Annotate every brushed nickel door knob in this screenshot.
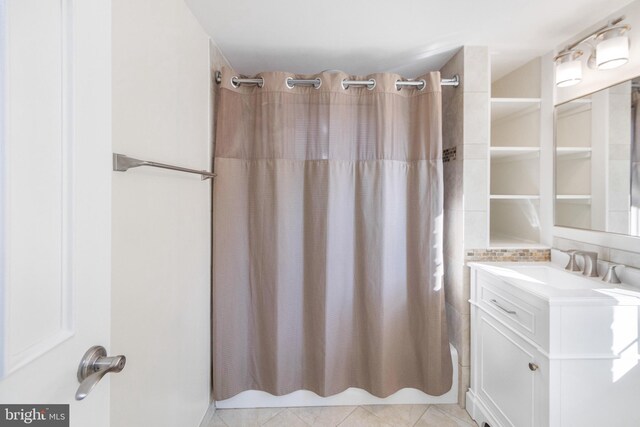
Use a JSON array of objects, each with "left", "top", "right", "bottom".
[{"left": 76, "top": 345, "right": 126, "bottom": 400}]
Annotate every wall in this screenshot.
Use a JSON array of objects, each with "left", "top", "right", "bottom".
[
  {"left": 111, "top": 0, "right": 217, "bottom": 425},
  {"left": 550, "top": 0, "right": 640, "bottom": 267},
  {"left": 441, "top": 46, "right": 491, "bottom": 406},
  {"left": 492, "top": 57, "right": 541, "bottom": 98}
]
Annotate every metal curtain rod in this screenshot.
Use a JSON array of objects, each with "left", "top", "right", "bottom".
[
  {"left": 214, "top": 71, "right": 460, "bottom": 88},
  {"left": 113, "top": 153, "right": 216, "bottom": 180}
]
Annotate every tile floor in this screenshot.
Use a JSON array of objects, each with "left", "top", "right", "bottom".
[{"left": 206, "top": 404, "right": 479, "bottom": 427}]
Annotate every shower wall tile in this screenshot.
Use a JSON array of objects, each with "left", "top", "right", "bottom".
[
  {"left": 441, "top": 46, "right": 489, "bottom": 407},
  {"left": 463, "top": 46, "right": 490, "bottom": 93},
  {"left": 444, "top": 209, "right": 464, "bottom": 261},
  {"left": 446, "top": 302, "right": 462, "bottom": 359},
  {"left": 464, "top": 211, "right": 488, "bottom": 249},
  {"left": 444, "top": 162, "right": 463, "bottom": 211},
  {"left": 462, "top": 92, "right": 490, "bottom": 145},
  {"left": 457, "top": 365, "right": 470, "bottom": 409},
  {"left": 463, "top": 160, "right": 488, "bottom": 211},
  {"left": 463, "top": 144, "right": 488, "bottom": 160},
  {"left": 444, "top": 259, "right": 468, "bottom": 315},
  {"left": 440, "top": 48, "right": 464, "bottom": 93}
]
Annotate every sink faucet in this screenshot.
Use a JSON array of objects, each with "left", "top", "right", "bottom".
[
  {"left": 602, "top": 264, "right": 622, "bottom": 284},
  {"left": 575, "top": 251, "right": 599, "bottom": 277},
  {"left": 563, "top": 249, "right": 581, "bottom": 272}
]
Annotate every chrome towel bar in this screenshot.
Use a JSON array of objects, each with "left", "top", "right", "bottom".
[{"left": 113, "top": 153, "right": 216, "bottom": 180}]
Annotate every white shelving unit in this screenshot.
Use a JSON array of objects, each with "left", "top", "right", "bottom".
[{"left": 489, "top": 97, "right": 542, "bottom": 247}]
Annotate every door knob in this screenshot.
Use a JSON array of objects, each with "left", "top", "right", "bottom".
[
  {"left": 528, "top": 362, "right": 539, "bottom": 371},
  {"left": 75, "top": 346, "right": 126, "bottom": 400}
]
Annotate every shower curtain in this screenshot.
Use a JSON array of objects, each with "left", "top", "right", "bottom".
[{"left": 212, "top": 67, "right": 452, "bottom": 400}]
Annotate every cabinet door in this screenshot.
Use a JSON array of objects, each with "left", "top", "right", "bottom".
[{"left": 478, "top": 313, "right": 545, "bottom": 427}]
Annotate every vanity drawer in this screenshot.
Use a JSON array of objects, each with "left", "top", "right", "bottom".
[{"left": 475, "top": 271, "right": 549, "bottom": 350}]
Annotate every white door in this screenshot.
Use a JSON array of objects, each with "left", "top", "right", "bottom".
[{"left": 0, "top": 0, "right": 113, "bottom": 425}]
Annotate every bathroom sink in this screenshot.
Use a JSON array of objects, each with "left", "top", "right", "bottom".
[
  {"left": 469, "top": 262, "right": 640, "bottom": 302},
  {"left": 493, "top": 264, "right": 593, "bottom": 289}
]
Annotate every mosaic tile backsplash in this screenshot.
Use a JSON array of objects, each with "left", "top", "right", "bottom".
[
  {"left": 442, "top": 146, "right": 457, "bottom": 163},
  {"left": 465, "top": 248, "right": 550, "bottom": 262}
]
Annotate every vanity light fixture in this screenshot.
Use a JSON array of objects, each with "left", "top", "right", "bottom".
[
  {"left": 555, "top": 50, "right": 583, "bottom": 87},
  {"left": 554, "top": 16, "right": 631, "bottom": 87},
  {"left": 595, "top": 25, "right": 631, "bottom": 69}
]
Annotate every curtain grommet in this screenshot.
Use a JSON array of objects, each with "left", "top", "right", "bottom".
[
  {"left": 418, "top": 79, "right": 427, "bottom": 91},
  {"left": 285, "top": 77, "right": 295, "bottom": 89},
  {"left": 230, "top": 76, "right": 240, "bottom": 88},
  {"left": 367, "top": 79, "right": 376, "bottom": 90},
  {"left": 313, "top": 78, "right": 322, "bottom": 89},
  {"left": 341, "top": 79, "right": 349, "bottom": 90},
  {"left": 395, "top": 80, "right": 402, "bottom": 91}
]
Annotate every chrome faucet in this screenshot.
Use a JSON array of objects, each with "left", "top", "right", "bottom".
[
  {"left": 575, "top": 251, "right": 599, "bottom": 277},
  {"left": 563, "top": 249, "right": 581, "bottom": 272}
]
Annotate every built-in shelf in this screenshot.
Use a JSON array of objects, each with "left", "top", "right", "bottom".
[
  {"left": 490, "top": 146, "right": 540, "bottom": 161},
  {"left": 556, "top": 147, "right": 592, "bottom": 160},
  {"left": 489, "top": 94, "right": 544, "bottom": 247},
  {"left": 490, "top": 195, "right": 540, "bottom": 200},
  {"left": 491, "top": 98, "right": 541, "bottom": 122},
  {"left": 556, "top": 195, "right": 592, "bottom": 204}
]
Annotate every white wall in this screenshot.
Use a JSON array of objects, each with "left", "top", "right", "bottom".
[{"left": 111, "top": 0, "right": 213, "bottom": 425}]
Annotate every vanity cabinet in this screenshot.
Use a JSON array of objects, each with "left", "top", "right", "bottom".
[
  {"left": 475, "top": 311, "right": 547, "bottom": 427},
  {"left": 467, "top": 264, "right": 640, "bottom": 427}
]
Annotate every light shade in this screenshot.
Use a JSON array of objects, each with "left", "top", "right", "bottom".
[
  {"left": 596, "top": 33, "right": 630, "bottom": 69},
  {"left": 555, "top": 52, "right": 583, "bottom": 87}
]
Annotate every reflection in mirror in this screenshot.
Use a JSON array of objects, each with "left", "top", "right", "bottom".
[{"left": 555, "top": 78, "right": 640, "bottom": 237}]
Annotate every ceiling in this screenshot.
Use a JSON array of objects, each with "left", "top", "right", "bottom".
[{"left": 185, "top": 0, "right": 634, "bottom": 81}]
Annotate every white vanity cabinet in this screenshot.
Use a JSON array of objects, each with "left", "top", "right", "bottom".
[{"left": 466, "top": 263, "right": 640, "bottom": 427}]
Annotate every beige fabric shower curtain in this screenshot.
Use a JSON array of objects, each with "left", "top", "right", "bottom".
[{"left": 212, "top": 67, "right": 452, "bottom": 400}]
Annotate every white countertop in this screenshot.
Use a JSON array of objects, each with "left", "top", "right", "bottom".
[{"left": 469, "top": 261, "right": 640, "bottom": 305}]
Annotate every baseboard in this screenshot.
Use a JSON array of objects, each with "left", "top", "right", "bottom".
[
  {"left": 198, "top": 403, "right": 217, "bottom": 427},
  {"left": 466, "top": 389, "right": 499, "bottom": 427}
]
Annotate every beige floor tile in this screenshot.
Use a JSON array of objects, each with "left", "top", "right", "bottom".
[
  {"left": 289, "top": 406, "right": 357, "bottom": 426},
  {"left": 337, "top": 407, "right": 392, "bottom": 427},
  {"left": 216, "top": 408, "right": 283, "bottom": 427},
  {"left": 433, "top": 404, "right": 475, "bottom": 424},
  {"left": 362, "top": 404, "right": 429, "bottom": 426},
  {"left": 414, "top": 406, "right": 473, "bottom": 427},
  {"left": 205, "top": 413, "right": 228, "bottom": 427},
  {"left": 262, "top": 409, "right": 309, "bottom": 427}
]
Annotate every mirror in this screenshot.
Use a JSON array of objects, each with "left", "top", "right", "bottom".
[{"left": 555, "top": 78, "right": 640, "bottom": 237}]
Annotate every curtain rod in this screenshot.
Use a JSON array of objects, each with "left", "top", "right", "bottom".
[{"left": 214, "top": 71, "right": 460, "bottom": 89}]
